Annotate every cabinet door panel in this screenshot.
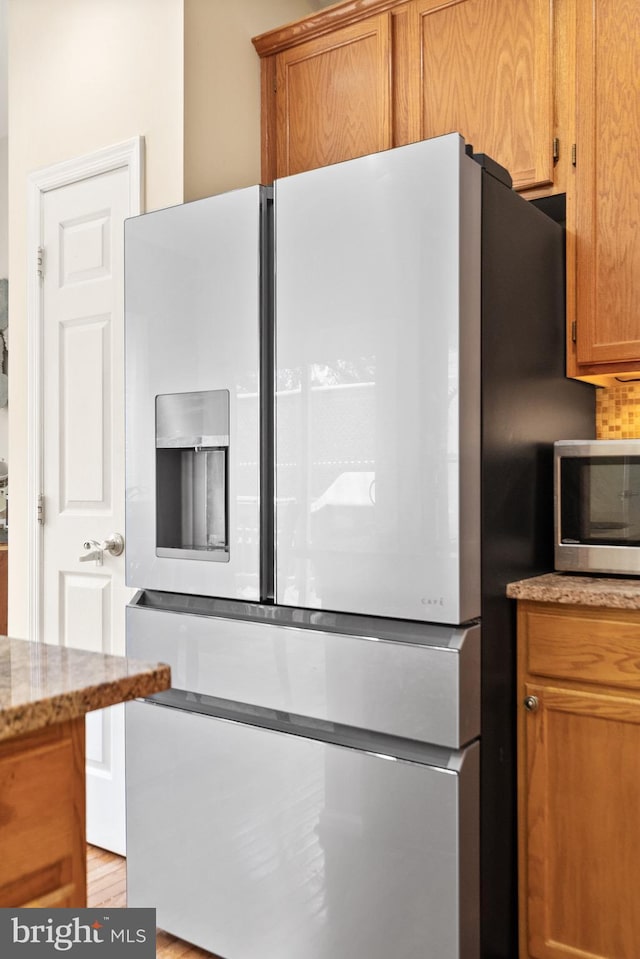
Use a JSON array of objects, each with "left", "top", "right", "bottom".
[
  {"left": 523, "top": 682, "right": 640, "bottom": 959},
  {"left": 575, "top": 0, "right": 640, "bottom": 366},
  {"left": 522, "top": 604, "right": 640, "bottom": 690},
  {"left": 275, "top": 14, "right": 392, "bottom": 178},
  {"left": 412, "top": 0, "right": 553, "bottom": 191},
  {"left": 0, "top": 721, "right": 86, "bottom": 907}
]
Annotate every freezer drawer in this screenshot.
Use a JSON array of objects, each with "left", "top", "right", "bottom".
[
  {"left": 126, "top": 699, "right": 479, "bottom": 959},
  {"left": 127, "top": 593, "right": 480, "bottom": 749}
]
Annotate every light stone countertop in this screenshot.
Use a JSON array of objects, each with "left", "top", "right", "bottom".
[
  {"left": 506, "top": 572, "right": 640, "bottom": 609},
  {"left": 0, "top": 637, "right": 171, "bottom": 742}
]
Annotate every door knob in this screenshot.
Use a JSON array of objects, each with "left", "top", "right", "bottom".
[
  {"left": 80, "top": 532, "right": 124, "bottom": 564},
  {"left": 523, "top": 695, "right": 539, "bottom": 712}
]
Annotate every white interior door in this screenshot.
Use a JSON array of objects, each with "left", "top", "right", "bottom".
[{"left": 40, "top": 162, "right": 136, "bottom": 854}]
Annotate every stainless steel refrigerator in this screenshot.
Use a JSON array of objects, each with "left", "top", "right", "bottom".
[{"left": 124, "top": 133, "right": 594, "bottom": 959}]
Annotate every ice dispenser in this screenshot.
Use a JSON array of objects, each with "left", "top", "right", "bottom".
[{"left": 156, "top": 390, "right": 230, "bottom": 562}]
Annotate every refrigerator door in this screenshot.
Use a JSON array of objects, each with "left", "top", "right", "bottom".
[
  {"left": 274, "top": 133, "right": 482, "bottom": 623},
  {"left": 126, "top": 699, "right": 479, "bottom": 959},
  {"left": 125, "top": 187, "right": 265, "bottom": 599}
]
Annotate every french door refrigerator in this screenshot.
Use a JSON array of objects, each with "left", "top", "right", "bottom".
[{"left": 124, "top": 133, "right": 594, "bottom": 959}]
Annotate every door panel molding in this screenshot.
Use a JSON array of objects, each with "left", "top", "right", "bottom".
[{"left": 26, "top": 138, "right": 144, "bottom": 642}]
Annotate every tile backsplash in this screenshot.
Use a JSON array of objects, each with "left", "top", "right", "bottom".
[{"left": 596, "top": 382, "right": 640, "bottom": 438}]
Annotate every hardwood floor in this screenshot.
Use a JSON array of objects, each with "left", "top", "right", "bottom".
[{"left": 87, "top": 845, "right": 221, "bottom": 958}]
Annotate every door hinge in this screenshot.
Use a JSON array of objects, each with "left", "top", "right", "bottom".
[
  {"left": 37, "top": 246, "right": 44, "bottom": 280},
  {"left": 571, "top": 143, "right": 577, "bottom": 166},
  {"left": 37, "top": 493, "right": 45, "bottom": 526},
  {"left": 553, "top": 137, "right": 560, "bottom": 162},
  {"left": 571, "top": 320, "right": 577, "bottom": 343}
]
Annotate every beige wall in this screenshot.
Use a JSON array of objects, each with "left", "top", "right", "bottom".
[
  {"left": 8, "top": 0, "right": 184, "bottom": 637},
  {"left": 7, "top": 0, "right": 319, "bottom": 637},
  {"left": 184, "top": 0, "right": 319, "bottom": 199},
  {"left": 9, "top": 0, "right": 184, "bottom": 209},
  {"left": 0, "top": 137, "right": 7, "bottom": 465}
]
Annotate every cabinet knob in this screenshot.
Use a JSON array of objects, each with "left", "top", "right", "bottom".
[{"left": 524, "top": 695, "right": 539, "bottom": 712}]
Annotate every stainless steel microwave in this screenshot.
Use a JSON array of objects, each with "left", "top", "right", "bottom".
[{"left": 555, "top": 439, "right": 640, "bottom": 576}]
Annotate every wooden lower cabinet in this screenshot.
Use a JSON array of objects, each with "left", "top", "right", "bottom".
[
  {"left": 0, "top": 719, "right": 86, "bottom": 907},
  {"left": 518, "top": 601, "right": 640, "bottom": 959}
]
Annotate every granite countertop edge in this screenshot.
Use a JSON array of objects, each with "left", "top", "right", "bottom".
[
  {"left": 506, "top": 572, "right": 640, "bottom": 609},
  {"left": 0, "top": 638, "right": 171, "bottom": 743}
]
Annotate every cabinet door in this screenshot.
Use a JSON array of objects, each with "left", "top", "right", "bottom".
[
  {"left": 521, "top": 682, "right": 640, "bottom": 959},
  {"left": 574, "top": 0, "right": 640, "bottom": 367},
  {"left": 0, "top": 721, "right": 86, "bottom": 907},
  {"left": 274, "top": 14, "right": 392, "bottom": 178},
  {"left": 409, "top": 0, "right": 554, "bottom": 192}
]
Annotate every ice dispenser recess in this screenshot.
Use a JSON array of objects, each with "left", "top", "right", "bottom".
[{"left": 155, "top": 390, "right": 230, "bottom": 562}]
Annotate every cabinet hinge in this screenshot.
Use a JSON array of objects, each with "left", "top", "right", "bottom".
[
  {"left": 36, "top": 246, "right": 44, "bottom": 280},
  {"left": 37, "top": 493, "right": 45, "bottom": 526},
  {"left": 552, "top": 137, "right": 560, "bottom": 162},
  {"left": 571, "top": 320, "right": 577, "bottom": 343},
  {"left": 273, "top": 78, "right": 277, "bottom": 94},
  {"left": 571, "top": 143, "right": 577, "bottom": 166}
]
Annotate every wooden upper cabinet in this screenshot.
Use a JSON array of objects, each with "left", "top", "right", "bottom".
[
  {"left": 573, "top": 0, "right": 640, "bottom": 371},
  {"left": 254, "top": 0, "right": 640, "bottom": 379},
  {"left": 409, "top": 0, "right": 554, "bottom": 193},
  {"left": 268, "top": 13, "right": 392, "bottom": 179},
  {"left": 254, "top": 0, "right": 556, "bottom": 192}
]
